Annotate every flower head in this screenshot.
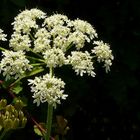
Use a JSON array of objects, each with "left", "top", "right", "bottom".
[
  {"left": 43, "top": 48, "right": 66, "bottom": 68},
  {"left": 12, "top": 8, "right": 46, "bottom": 33},
  {"left": 92, "top": 41, "right": 114, "bottom": 72},
  {"left": 10, "top": 32, "right": 31, "bottom": 51},
  {"left": 0, "top": 50, "right": 32, "bottom": 80},
  {"left": 43, "top": 14, "right": 69, "bottom": 30},
  {"left": 0, "top": 8, "right": 113, "bottom": 108},
  {"left": 67, "top": 31, "right": 86, "bottom": 50},
  {"left": 33, "top": 28, "right": 51, "bottom": 53},
  {"left": 67, "top": 51, "right": 95, "bottom": 77},
  {"left": 68, "top": 19, "right": 98, "bottom": 40},
  {"left": 28, "top": 74, "right": 68, "bottom": 108}
]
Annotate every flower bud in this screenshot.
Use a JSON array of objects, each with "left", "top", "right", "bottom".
[
  {"left": 14, "top": 99, "right": 24, "bottom": 110},
  {"left": 21, "top": 117, "right": 27, "bottom": 127},
  {"left": 13, "top": 118, "right": 20, "bottom": 129},
  {"left": 4, "top": 118, "right": 13, "bottom": 130},
  {"left": 18, "top": 110, "right": 24, "bottom": 120},
  {"left": 5, "top": 105, "right": 15, "bottom": 113},
  {"left": 5, "top": 110, "right": 10, "bottom": 117},
  {"left": 13, "top": 109, "right": 18, "bottom": 118},
  {"left": 0, "top": 99, "right": 7, "bottom": 110}
]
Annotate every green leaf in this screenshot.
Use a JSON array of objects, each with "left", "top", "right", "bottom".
[
  {"left": 24, "top": 67, "right": 44, "bottom": 77},
  {"left": 11, "top": 81, "right": 23, "bottom": 94},
  {"left": 34, "top": 125, "right": 43, "bottom": 136},
  {"left": 34, "top": 123, "right": 46, "bottom": 137},
  {"left": 12, "top": 85, "right": 23, "bottom": 94}
]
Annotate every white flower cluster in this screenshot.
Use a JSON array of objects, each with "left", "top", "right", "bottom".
[
  {"left": 43, "top": 48, "right": 66, "bottom": 68},
  {"left": 92, "top": 41, "right": 114, "bottom": 72},
  {"left": 12, "top": 8, "right": 46, "bottom": 33},
  {"left": 0, "top": 8, "right": 114, "bottom": 107},
  {"left": 28, "top": 74, "right": 67, "bottom": 108},
  {"left": 43, "top": 14, "right": 69, "bottom": 30},
  {"left": 10, "top": 32, "right": 31, "bottom": 51},
  {"left": 67, "top": 31, "right": 86, "bottom": 50},
  {"left": 34, "top": 28, "right": 51, "bottom": 53},
  {"left": 0, "top": 29, "right": 7, "bottom": 41},
  {"left": 68, "top": 51, "right": 95, "bottom": 77},
  {"left": 0, "top": 50, "right": 32, "bottom": 80},
  {"left": 68, "top": 19, "right": 98, "bottom": 40}
]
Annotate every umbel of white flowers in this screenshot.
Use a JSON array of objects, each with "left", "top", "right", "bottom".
[{"left": 0, "top": 8, "right": 114, "bottom": 108}]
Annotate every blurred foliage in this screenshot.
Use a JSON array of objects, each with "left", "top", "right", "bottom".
[
  {"left": 0, "top": 0, "right": 140, "bottom": 140},
  {"left": 0, "top": 99, "right": 27, "bottom": 139}
]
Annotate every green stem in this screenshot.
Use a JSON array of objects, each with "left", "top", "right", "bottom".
[
  {"left": 29, "top": 33, "right": 35, "bottom": 41},
  {"left": 66, "top": 43, "right": 73, "bottom": 51},
  {"left": 0, "top": 130, "right": 7, "bottom": 140},
  {"left": 45, "top": 67, "right": 54, "bottom": 140},
  {"left": 26, "top": 56, "right": 45, "bottom": 63},
  {"left": 9, "top": 67, "right": 44, "bottom": 88},
  {"left": 45, "top": 104, "right": 53, "bottom": 140},
  {"left": 0, "top": 46, "right": 7, "bottom": 51},
  {"left": 31, "top": 63, "right": 45, "bottom": 66},
  {"left": 29, "top": 49, "right": 43, "bottom": 58}
]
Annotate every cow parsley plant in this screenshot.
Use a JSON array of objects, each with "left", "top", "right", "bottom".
[{"left": 0, "top": 8, "right": 113, "bottom": 140}]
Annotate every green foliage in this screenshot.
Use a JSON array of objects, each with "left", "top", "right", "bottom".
[
  {"left": 11, "top": 82, "right": 23, "bottom": 95},
  {"left": 34, "top": 123, "right": 46, "bottom": 137}
]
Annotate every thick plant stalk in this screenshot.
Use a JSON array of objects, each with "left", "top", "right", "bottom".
[{"left": 45, "top": 104, "right": 53, "bottom": 140}]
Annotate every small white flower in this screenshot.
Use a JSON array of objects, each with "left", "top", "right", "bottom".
[
  {"left": 53, "top": 36, "right": 68, "bottom": 52},
  {"left": 67, "top": 51, "right": 95, "bottom": 77},
  {"left": 10, "top": 32, "right": 31, "bottom": 51},
  {"left": 43, "top": 48, "right": 66, "bottom": 68},
  {"left": 51, "top": 25, "right": 70, "bottom": 37},
  {"left": 67, "top": 31, "right": 86, "bottom": 50},
  {"left": 43, "top": 14, "right": 69, "bottom": 30},
  {"left": 92, "top": 41, "right": 114, "bottom": 72},
  {"left": 0, "top": 29, "right": 7, "bottom": 41},
  {"left": 0, "top": 50, "right": 32, "bottom": 80},
  {"left": 12, "top": 8, "right": 46, "bottom": 33},
  {"left": 28, "top": 74, "right": 68, "bottom": 108},
  {"left": 33, "top": 28, "right": 51, "bottom": 53},
  {"left": 29, "top": 8, "right": 46, "bottom": 19},
  {"left": 68, "top": 19, "right": 97, "bottom": 40}
]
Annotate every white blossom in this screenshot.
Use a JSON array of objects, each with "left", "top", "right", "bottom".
[
  {"left": 33, "top": 28, "right": 51, "bottom": 53},
  {"left": 67, "top": 51, "right": 95, "bottom": 77},
  {"left": 43, "top": 14, "right": 69, "bottom": 30},
  {"left": 12, "top": 8, "right": 46, "bottom": 33},
  {"left": 28, "top": 74, "right": 68, "bottom": 107},
  {"left": 0, "top": 29, "right": 7, "bottom": 41},
  {"left": 53, "top": 36, "right": 69, "bottom": 52},
  {"left": 29, "top": 8, "right": 46, "bottom": 19},
  {"left": 0, "top": 9, "right": 114, "bottom": 108},
  {"left": 68, "top": 19, "right": 98, "bottom": 40},
  {"left": 92, "top": 41, "right": 114, "bottom": 72},
  {"left": 51, "top": 25, "right": 70, "bottom": 37},
  {"left": 43, "top": 48, "right": 66, "bottom": 67},
  {"left": 67, "top": 31, "right": 86, "bottom": 50},
  {"left": 10, "top": 32, "right": 31, "bottom": 51},
  {"left": 0, "top": 50, "right": 32, "bottom": 80}
]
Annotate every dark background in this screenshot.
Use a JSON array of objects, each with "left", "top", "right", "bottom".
[{"left": 0, "top": 0, "right": 140, "bottom": 140}]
